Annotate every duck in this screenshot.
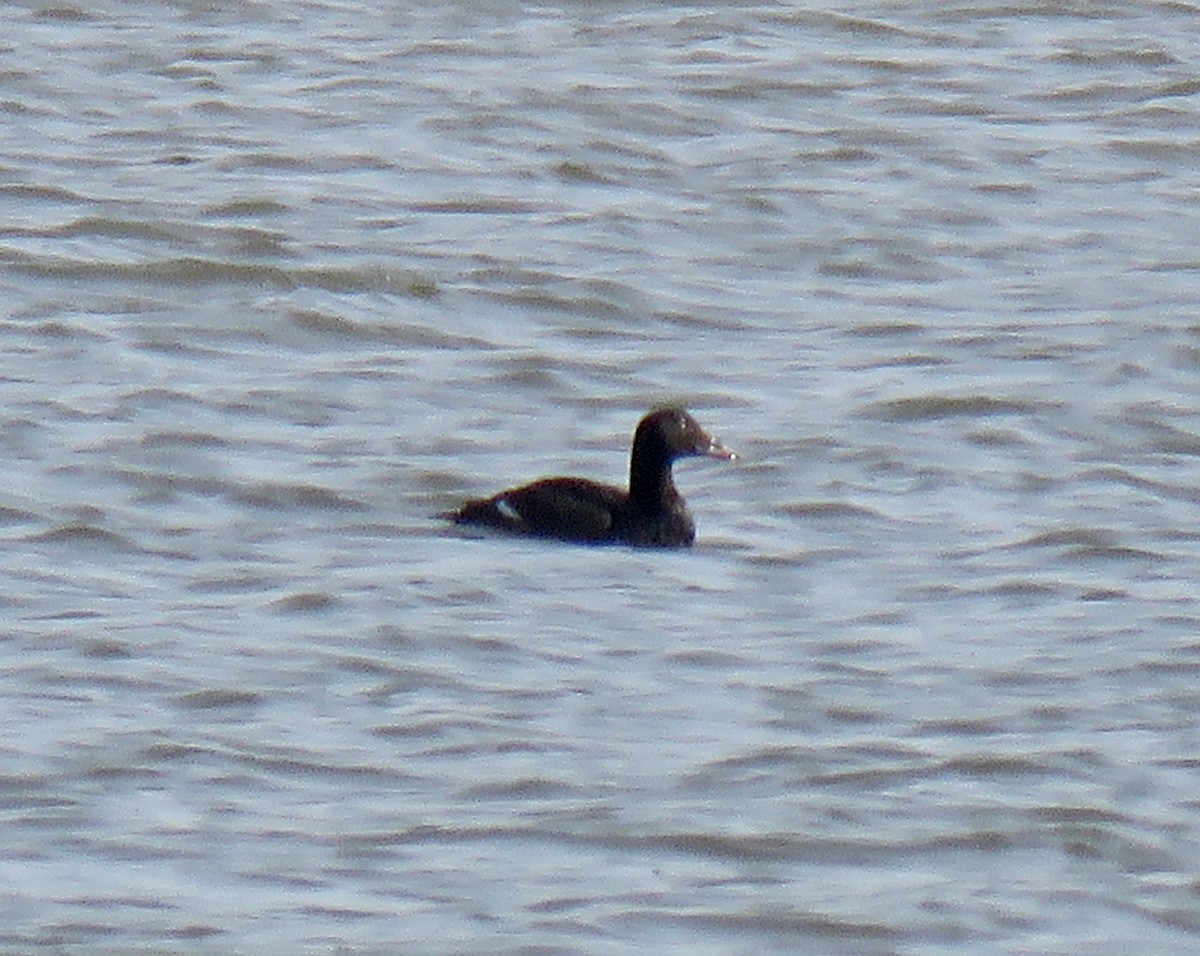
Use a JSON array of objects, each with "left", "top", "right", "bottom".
[{"left": 444, "top": 407, "right": 734, "bottom": 546}]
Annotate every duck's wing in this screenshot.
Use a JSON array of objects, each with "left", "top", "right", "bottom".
[{"left": 457, "top": 477, "right": 626, "bottom": 542}]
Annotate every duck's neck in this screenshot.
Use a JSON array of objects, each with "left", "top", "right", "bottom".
[{"left": 628, "top": 435, "right": 677, "bottom": 513}]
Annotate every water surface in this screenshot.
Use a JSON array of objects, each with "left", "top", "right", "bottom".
[{"left": 3, "top": 1, "right": 1200, "bottom": 953}]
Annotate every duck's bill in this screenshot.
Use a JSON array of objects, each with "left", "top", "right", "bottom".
[{"left": 704, "top": 436, "right": 736, "bottom": 460}]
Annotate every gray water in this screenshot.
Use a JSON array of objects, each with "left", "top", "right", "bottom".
[{"left": 4, "top": 1, "right": 1200, "bottom": 953}]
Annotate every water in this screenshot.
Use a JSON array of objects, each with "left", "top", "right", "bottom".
[{"left": 3, "top": 1, "right": 1200, "bottom": 952}]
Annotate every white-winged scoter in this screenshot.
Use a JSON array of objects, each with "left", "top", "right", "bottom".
[{"left": 445, "top": 407, "right": 734, "bottom": 546}]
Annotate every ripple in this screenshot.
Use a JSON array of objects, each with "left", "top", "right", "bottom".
[
  {"left": 270, "top": 591, "right": 339, "bottom": 613},
  {"left": 25, "top": 524, "right": 142, "bottom": 552},
  {"left": 231, "top": 483, "right": 367, "bottom": 513},
  {"left": 859, "top": 395, "right": 1047, "bottom": 421},
  {"left": 287, "top": 309, "right": 482, "bottom": 347},
  {"left": 777, "top": 500, "right": 890, "bottom": 520},
  {"left": 175, "top": 689, "right": 263, "bottom": 710}
]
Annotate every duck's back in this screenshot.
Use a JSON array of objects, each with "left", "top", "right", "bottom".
[
  {"left": 452, "top": 476, "right": 698, "bottom": 547},
  {"left": 453, "top": 477, "right": 628, "bottom": 543}
]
